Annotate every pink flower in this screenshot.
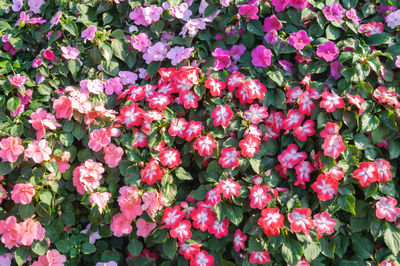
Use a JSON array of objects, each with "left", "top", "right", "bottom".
[
  {"left": 330, "top": 60, "right": 342, "bottom": 80},
  {"left": 110, "top": 213, "right": 132, "bottom": 237},
  {"left": 141, "top": 190, "right": 167, "bottom": 218},
  {"left": 211, "top": 48, "right": 232, "bottom": 70},
  {"left": 18, "top": 218, "right": 45, "bottom": 246},
  {"left": 88, "top": 128, "right": 112, "bottom": 152},
  {"left": 42, "top": 249, "right": 66, "bottom": 266},
  {"left": 323, "top": 3, "right": 345, "bottom": 21},
  {"left": 159, "top": 149, "right": 181, "bottom": 168},
  {"left": 43, "top": 50, "right": 55, "bottom": 61},
  {"left": 131, "top": 33, "right": 151, "bottom": 52},
  {"left": 317, "top": 41, "right": 339, "bottom": 62},
  {"left": 263, "top": 15, "right": 282, "bottom": 32},
  {"left": 278, "top": 60, "right": 294, "bottom": 74},
  {"left": 118, "top": 186, "right": 143, "bottom": 220},
  {"left": 129, "top": 6, "right": 163, "bottom": 26},
  {"left": 272, "top": 0, "right": 288, "bottom": 12},
  {"left": 90, "top": 192, "right": 111, "bottom": 213},
  {"left": 0, "top": 216, "right": 20, "bottom": 249},
  {"left": 25, "top": 140, "right": 51, "bottom": 164},
  {"left": 249, "top": 251, "right": 270, "bottom": 264},
  {"left": 32, "top": 57, "right": 42, "bottom": 68},
  {"left": 11, "top": 182, "right": 35, "bottom": 205},
  {"left": 180, "top": 19, "right": 206, "bottom": 37},
  {"left": 103, "top": 143, "right": 123, "bottom": 168},
  {"left": 323, "top": 135, "right": 346, "bottom": 159},
  {"left": 170, "top": 220, "right": 192, "bottom": 242},
  {"left": 288, "top": 208, "right": 314, "bottom": 234},
  {"left": 9, "top": 74, "right": 27, "bottom": 88},
  {"left": 313, "top": 212, "right": 336, "bottom": 238},
  {"left": 72, "top": 160, "right": 104, "bottom": 194},
  {"left": 238, "top": 4, "right": 259, "bottom": 20},
  {"left": 251, "top": 45, "right": 272, "bottom": 67},
  {"left": 80, "top": 79, "right": 104, "bottom": 94},
  {"left": 233, "top": 229, "right": 247, "bottom": 252},
  {"left": 53, "top": 96, "right": 73, "bottom": 120},
  {"left": 143, "top": 42, "right": 168, "bottom": 64},
  {"left": 28, "top": 0, "right": 44, "bottom": 14},
  {"left": 29, "top": 108, "right": 61, "bottom": 140},
  {"left": 12, "top": 0, "right": 23, "bottom": 12},
  {"left": 61, "top": 46, "right": 80, "bottom": 60},
  {"left": 167, "top": 46, "right": 194, "bottom": 66},
  {"left": 288, "top": 30, "right": 310, "bottom": 50},
  {"left": 376, "top": 196, "right": 400, "bottom": 222},
  {"left": 288, "top": 0, "right": 308, "bottom": 10},
  {"left": 50, "top": 11, "right": 62, "bottom": 28},
  {"left": 81, "top": 25, "right": 97, "bottom": 43},
  {"left": 216, "top": 179, "right": 241, "bottom": 198},
  {"left": 136, "top": 218, "right": 156, "bottom": 238},
  {"left": 219, "top": 147, "right": 240, "bottom": 168},
  {"left": 310, "top": 175, "right": 338, "bottom": 201},
  {"left": 346, "top": 8, "right": 361, "bottom": 24},
  {"left": 0, "top": 136, "right": 24, "bottom": 163}
]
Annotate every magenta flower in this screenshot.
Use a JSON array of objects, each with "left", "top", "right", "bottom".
[
  {"left": 238, "top": 4, "right": 259, "bottom": 20},
  {"left": 323, "top": 3, "right": 345, "bottom": 22},
  {"left": 330, "top": 61, "right": 342, "bottom": 80},
  {"left": 288, "top": 0, "right": 308, "bottom": 10},
  {"left": 288, "top": 30, "right": 310, "bottom": 50},
  {"left": 316, "top": 41, "right": 339, "bottom": 62},
  {"left": 81, "top": 25, "right": 97, "bottom": 43},
  {"left": 278, "top": 60, "right": 294, "bottom": 74},
  {"left": 251, "top": 45, "right": 272, "bottom": 68},
  {"left": 131, "top": 33, "right": 151, "bottom": 53},
  {"left": 271, "top": 0, "right": 288, "bottom": 12},
  {"left": 263, "top": 15, "right": 282, "bottom": 32},
  {"left": 212, "top": 48, "right": 232, "bottom": 70},
  {"left": 129, "top": 6, "right": 163, "bottom": 26}
]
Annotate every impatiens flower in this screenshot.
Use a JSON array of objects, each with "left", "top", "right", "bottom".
[
  {"left": 184, "top": 121, "right": 203, "bottom": 142},
  {"left": 317, "top": 42, "right": 339, "bottom": 62},
  {"left": 249, "top": 185, "right": 271, "bottom": 209},
  {"left": 282, "top": 109, "right": 304, "bottom": 130},
  {"left": 311, "top": 175, "right": 339, "bottom": 201},
  {"left": 169, "top": 118, "right": 188, "bottom": 138},
  {"left": 53, "top": 96, "right": 73, "bottom": 120},
  {"left": 239, "top": 135, "right": 260, "bottom": 158},
  {"left": 288, "top": 0, "right": 308, "bottom": 10},
  {"left": 206, "top": 188, "right": 221, "bottom": 206},
  {"left": 325, "top": 166, "right": 345, "bottom": 181},
  {"left": 61, "top": 46, "right": 80, "bottom": 60},
  {"left": 88, "top": 128, "right": 112, "bottom": 152},
  {"left": 216, "top": 178, "right": 241, "bottom": 198},
  {"left": 243, "top": 79, "right": 267, "bottom": 101},
  {"left": 136, "top": 218, "right": 156, "bottom": 238},
  {"left": 0, "top": 216, "right": 20, "bottom": 249},
  {"left": 251, "top": 45, "right": 272, "bottom": 68},
  {"left": 346, "top": 94, "right": 365, "bottom": 114},
  {"left": 11, "top": 182, "right": 35, "bottom": 205},
  {"left": 211, "top": 105, "right": 233, "bottom": 127},
  {"left": 110, "top": 213, "right": 132, "bottom": 237},
  {"left": 313, "top": 212, "right": 336, "bottom": 238},
  {"left": 9, "top": 74, "right": 27, "bottom": 88},
  {"left": 219, "top": 147, "right": 240, "bottom": 168},
  {"left": 170, "top": 220, "right": 192, "bottom": 242},
  {"left": 238, "top": 3, "right": 259, "bottom": 20},
  {"left": 118, "top": 186, "right": 142, "bottom": 220},
  {"left": 320, "top": 122, "right": 340, "bottom": 138},
  {"left": 167, "top": 46, "right": 194, "bottom": 66},
  {"left": 244, "top": 104, "right": 268, "bottom": 124},
  {"left": 0, "top": 136, "right": 24, "bottom": 163},
  {"left": 141, "top": 159, "right": 163, "bottom": 185},
  {"left": 263, "top": 15, "right": 282, "bottom": 32},
  {"left": 17, "top": 218, "right": 45, "bottom": 246},
  {"left": 159, "top": 149, "right": 181, "bottom": 168},
  {"left": 72, "top": 159, "right": 105, "bottom": 194},
  {"left": 28, "top": 0, "right": 44, "bottom": 14},
  {"left": 258, "top": 208, "right": 284, "bottom": 236},
  {"left": 208, "top": 218, "right": 229, "bottom": 238},
  {"left": 162, "top": 206, "right": 184, "bottom": 228},
  {"left": 90, "top": 192, "right": 111, "bottom": 213},
  {"left": 142, "top": 190, "right": 167, "bottom": 218},
  {"left": 191, "top": 207, "right": 215, "bottom": 231},
  {"left": 346, "top": 8, "right": 361, "bottom": 24},
  {"left": 143, "top": 42, "right": 168, "bottom": 64},
  {"left": 180, "top": 90, "right": 200, "bottom": 109},
  {"left": 353, "top": 162, "right": 379, "bottom": 187},
  {"left": 24, "top": 139, "right": 52, "bottom": 164},
  {"left": 103, "top": 143, "right": 124, "bottom": 168},
  {"left": 179, "top": 242, "right": 201, "bottom": 260},
  {"left": 193, "top": 134, "right": 217, "bottom": 157},
  {"left": 293, "top": 120, "right": 315, "bottom": 142},
  {"left": 249, "top": 251, "right": 270, "bottom": 264},
  {"left": 81, "top": 25, "right": 97, "bottom": 43},
  {"left": 288, "top": 208, "right": 314, "bottom": 234},
  {"left": 323, "top": 3, "right": 345, "bottom": 21},
  {"left": 376, "top": 196, "right": 400, "bottom": 222},
  {"left": 278, "top": 144, "right": 307, "bottom": 169},
  {"left": 117, "top": 103, "right": 144, "bottom": 128},
  {"left": 33, "top": 249, "right": 66, "bottom": 266},
  {"left": 359, "top": 22, "right": 384, "bottom": 36},
  {"left": 288, "top": 30, "right": 310, "bottom": 50},
  {"left": 320, "top": 91, "right": 345, "bottom": 112},
  {"left": 272, "top": 0, "right": 288, "bottom": 12},
  {"left": 233, "top": 229, "right": 247, "bottom": 252},
  {"left": 129, "top": 6, "right": 163, "bottom": 26},
  {"left": 330, "top": 60, "right": 342, "bottom": 80},
  {"left": 190, "top": 250, "right": 214, "bottom": 266},
  {"left": 205, "top": 77, "right": 226, "bottom": 97},
  {"left": 323, "top": 135, "right": 346, "bottom": 159},
  {"left": 29, "top": 108, "right": 61, "bottom": 140},
  {"left": 227, "top": 71, "right": 245, "bottom": 91},
  {"left": 385, "top": 9, "right": 400, "bottom": 29},
  {"left": 131, "top": 33, "right": 151, "bottom": 53},
  {"left": 375, "top": 159, "right": 392, "bottom": 183},
  {"left": 294, "top": 160, "right": 314, "bottom": 188}
]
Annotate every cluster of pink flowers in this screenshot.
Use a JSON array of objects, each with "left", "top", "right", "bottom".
[{"left": 72, "top": 159, "right": 105, "bottom": 194}]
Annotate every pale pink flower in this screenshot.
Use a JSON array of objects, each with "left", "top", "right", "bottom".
[
  {"left": 118, "top": 71, "right": 138, "bottom": 85},
  {"left": 142, "top": 190, "right": 168, "bottom": 218},
  {"left": 88, "top": 128, "right": 112, "bottom": 152},
  {"left": 0, "top": 253, "right": 13, "bottom": 266},
  {"left": 12, "top": 0, "right": 23, "bottom": 12},
  {"left": 105, "top": 77, "right": 123, "bottom": 95},
  {"left": 395, "top": 55, "right": 400, "bottom": 68},
  {"left": 170, "top": 3, "right": 192, "bottom": 21},
  {"left": 0, "top": 136, "right": 24, "bottom": 163},
  {"left": 29, "top": 108, "right": 61, "bottom": 140},
  {"left": 251, "top": 45, "right": 272, "bottom": 67},
  {"left": 80, "top": 79, "right": 105, "bottom": 94},
  {"left": 45, "top": 249, "right": 66, "bottom": 266},
  {"left": 11, "top": 183, "right": 35, "bottom": 205},
  {"left": 136, "top": 218, "right": 156, "bottom": 238},
  {"left": 90, "top": 192, "right": 111, "bottom": 213},
  {"left": 0, "top": 216, "right": 20, "bottom": 249},
  {"left": 180, "top": 19, "right": 206, "bottom": 37},
  {"left": 61, "top": 46, "right": 80, "bottom": 60},
  {"left": 131, "top": 33, "right": 151, "bottom": 53},
  {"left": 103, "top": 143, "right": 124, "bottom": 168},
  {"left": 81, "top": 25, "right": 97, "bottom": 43},
  {"left": 28, "top": 0, "right": 44, "bottom": 14},
  {"left": 53, "top": 96, "right": 73, "bottom": 120},
  {"left": 18, "top": 218, "right": 45, "bottom": 246},
  {"left": 24, "top": 140, "right": 52, "bottom": 164},
  {"left": 129, "top": 6, "right": 163, "bottom": 26},
  {"left": 72, "top": 160, "right": 105, "bottom": 194},
  {"left": 50, "top": 11, "right": 62, "bottom": 28},
  {"left": 9, "top": 74, "right": 27, "bottom": 88},
  {"left": 118, "top": 186, "right": 143, "bottom": 220},
  {"left": 110, "top": 213, "right": 132, "bottom": 237},
  {"left": 166, "top": 46, "right": 194, "bottom": 65},
  {"left": 346, "top": 8, "right": 360, "bottom": 24},
  {"left": 143, "top": 42, "right": 168, "bottom": 64}
]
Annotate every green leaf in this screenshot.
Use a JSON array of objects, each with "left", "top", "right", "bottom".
[
  {"left": 150, "top": 20, "right": 165, "bottom": 35},
  {"left": 267, "top": 71, "right": 284, "bottom": 86},
  {"left": 68, "top": 60, "right": 81, "bottom": 76},
  {"left": 38, "top": 84, "right": 52, "bottom": 95},
  {"left": 39, "top": 191, "right": 52, "bottom": 206},
  {"left": 60, "top": 133, "right": 74, "bottom": 147},
  {"left": 163, "top": 238, "right": 177, "bottom": 260},
  {"left": 334, "top": 234, "right": 350, "bottom": 259},
  {"left": 127, "top": 237, "right": 143, "bottom": 257},
  {"left": 225, "top": 204, "right": 243, "bottom": 226},
  {"left": 0, "top": 162, "right": 12, "bottom": 176},
  {"left": 204, "top": 4, "right": 218, "bottom": 17},
  {"left": 32, "top": 239, "right": 48, "bottom": 255},
  {"left": 15, "top": 246, "right": 30, "bottom": 265},
  {"left": 360, "top": 113, "right": 379, "bottom": 133},
  {"left": 366, "top": 33, "right": 393, "bottom": 46},
  {"left": 82, "top": 242, "right": 96, "bottom": 254},
  {"left": 174, "top": 167, "right": 193, "bottom": 180},
  {"left": 56, "top": 239, "right": 71, "bottom": 254},
  {"left": 303, "top": 242, "right": 321, "bottom": 262},
  {"left": 338, "top": 194, "right": 356, "bottom": 215},
  {"left": 352, "top": 236, "right": 373, "bottom": 259},
  {"left": 249, "top": 158, "right": 262, "bottom": 174},
  {"left": 111, "top": 39, "right": 126, "bottom": 60},
  {"left": 281, "top": 239, "right": 302, "bottom": 265},
  {"left": 18, "top": 203, "right": 35, "bottom": 219},
  {"left": 389, "top": 139, "right": 400, "bottom": 159},
  {"left": 384, "top": 222, "right": 400, "bottom": 256},
  {"left": 147, "top": 61, "right": 161, "bottom": 78},
  {"left": 7, "top": 97, "right": 21, "bottom": 112},
  {"left": 247, "top": 20, "right": 264, "bottom": 36},
  {"left": 110, "top": 29, "right": 125, "bottom": 39}
]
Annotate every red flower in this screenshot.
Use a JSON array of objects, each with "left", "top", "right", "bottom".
[
  {"left": 282, "top": 109, "right": 304, "bottom": 130},
  {"left": 249, "top": 185, "right": 271, "bottom": 209},
  {"left": 288, "top": 208, "right": 314, "bottom": 234},
  {"left": 179, "top": 90, "right": 200, "bottom": 109},
  {"left": 117, "top": 103, "right": 143, "bottom": 128},
  {"left": 227, "top": 71, "right": 244, "bottom": 92},
  {"left": 324, "top": 166, "right": 345, "bottom": 181},
  {"left": 141, "top": 159, "right": 163, "bottom": 185},
  {"left": 159, "top": 149, "right": 181, "bottom": 168},
  {"left": 233, "top": 229, "right": 247, "bottom": 252},
  {"left": 239, "top": 135, "right": 260, "bottom": 158},
  {"left": 278, "top": 144, "right": 307, "bottom": 169},
  {"left": 243, "top": 79, "right": 267, "bottom": 101},
  {"left": 313, "top": 212, "right": 336, "bottom": 238},
  {"left": 320, "top": 91, "right": 345, "bottom": 112},
  {"left": 148, "top": 93, "right": 171, "bottom": 111},
  {"left": 193, "top": 134, "right": 217, "bottom": 156},
  {"left": 190, "top": 250, "right": 214, "bottom": 266},
  {"left": 170, "top": 220, "right": 192, "bottom": 242},
  {"left": 178, "top": 242, "right": 201, "bottom": 260},
  {"left": 353, "top": 162, "right": 379, "bottom": 187},
  {"left": 244, "top": 104, "right": 268, "bottom": 124},
  {"left": 205, "top": 77, "right": 226, "bottom": 97},
  {"left": 208, "top": 218, "right": 229, "bottom": 238},
  {"left": 132, "top": 128, "right": 148, "bottom": 148},
  {"left": 206, "top": 188, "right": 221, "bottom": 206},
  {"left": 311, "top": 174, "right": 339, "bottom": 201},
  {"left": 218, "top": 147, "right": 240, "bottom": 168},
  {"left": 43, "top": 50, "right": 55, "bottom": 61},
  {"left": 320, "top": 122, "right": 340, "bottom": 138},
  {"left": 235, "top": 85, "right": 252, "bottom": 105},
  {"left": 346, "top": 94, "right": 365, "bottom": 114},
  {"left": 376, "top": 196, "right": 400, "bottom": 222},
  {"left": 184, "top": 121, "right": 204, "bottom": 142},
  {"left": 323, "top": 135, "right": 345, "bottom": 159},
  {"left": 191, "top": 207, "right": 216, "bottom": 232},
  {"left": 258, "top": 208, "right": 284, "bottom": 236},
  {"left": 293, "top": 120, "right": 315, "bottom": 142},
  {"left": 216, "top": 179, "right": 241, "bottom": 198},
  {"left": 298, "top": 90, "right": 317, "bottom": 116},
  {"left": 376, "top": 158, "right": 392, "bottom": 183},
  {"left": 162, "top": 205, "right": 184, "bottom": 228},
  {"left": 169, "top": 118, "right": 188, "bottom": 138},
  {"left": 294, "top": 160, "right": 314, "bottom": 188},
  {"left": 249, "top": 251, "right": 270, "bottom": 264},
  {"left": 211, "top": 105, "right": 233, "bottom": 127}
]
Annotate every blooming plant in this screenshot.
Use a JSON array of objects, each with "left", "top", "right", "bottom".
[{"left": 0, "top": 0, "right": 400, "bottom": 265}]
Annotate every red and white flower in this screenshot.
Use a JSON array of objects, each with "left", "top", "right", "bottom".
[
  {"left": 190, "top": 250, "right": 214, "bottom": 266},
  {"left": 320, "top": 122, "right": 340, "bottom": 138},
  {"left": 205, "top": 188, "right": 221, "bottom": 206},
  {"left": 193, "top": 134, "right": 217, "bottom": 156},
  {"left": 294, "top": 160, "right": 314, "bottom": 188},
  {"left": 257, "top": 208, "right": 284, "bottom": 236},
  {"left": 117, "top": 103, "right": 143, "bottom": 127},
  {"left": 352, "top": 161, "right": 379, "bottom": 187},
  {"left": 227, "top": 71, "right": 245, "bottom": 91},
  {"left": 239, "top": 135, "right": 260, "bottom": 158},
  {"left": 205, "top": 77, "right": 226, "bottom": 97},
  {"left": 179, "top": 90, "right": 200, "bottom": 109},
  {"left": 249, "top": 251, "right": 270, "bottom": 264},
  {"left": 323, "top": 135, "right": 346, "bottom": 159},
  {"left": 141, "top": 159, "right": 163, "bottom": 185},
  {"left": 132, "top": 128, "right": 148, "bottom": 148},
  {"left": 178, "top": 242, "right": 201, "bottom": 260},
  {"left": 184, "top": 121, "right": 204, "bottom": 142},
  {"left": 159, "top": 149, "right": 181, "bottom": 168},
  {"left": 218, "top": 147, "right": 240, "bottom": 168},
  {"left": 376, "top": 196, "right": 400, "bottom": 222},
  {"left": 249, "top": 185, "right": 271, "bottom": 209},
  {"left": 325, "top": 166, "right": 345, "bottom": 181},
  {"left": 216, "top": 179, "right": 241, "bottom": 199},
  {"left": 233, "top": 229, "right": 247, "bottom": 252},
  {"left": 148, "top": 93, "right": 171, "bottom": 111},
  {"left": 282, "top": 109, "right": 304, "bottom": 130},
  {"left": 208, "top": 218, "right": 229, "bottom": 238},
  {"left": 375, "top": 158, "right": 392, "bottom": 183},
  {"left": 346, "top": 94, "right": 365, "bottom": 114},
  {"left": 288, "top": 208, "right": 314, "bottom": 234},
  {"left": 244, "top": 104, "right": 268, "bottom": 124},
  {"left": 310, "top": 174, "right": 339, "bottom": 201},
  {"left": 313, "top": 212, "right": 336, "bottom": 238},
  {"left": 169, "top": 118, "right": 188, "bottom": 138},
  {"left": 211, "top": 105, "right": 233, "bottom": 127},
  {"left": 162, "top": 205, "right": 184, "bottom": 228},
  {"left": 243, "top": 79, "right": 267, "bottom": 101},
  {"left": 170, "top": 220, "right": 192, "bottom": 242},
  {"left": 278, "top": 144, "right": 307, "bottom": 169},
  {"left": 293, "top": 120, "right": 315, "bottom": 142},
  {"left": 191, "top": 207, "right": 216, "bottom": 232},
  {"left": 320, "top": 91, "right": 345, "bottom": 112}
]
